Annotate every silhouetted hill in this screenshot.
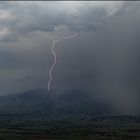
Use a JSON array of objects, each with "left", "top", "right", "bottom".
[
  {"left": 54, "top": 90, "right": 112, "bottom": 116},
  {"left": 0, "top": 89, "right": 52, "bottom": 113},
  {"left": 0, "top": 89, "right": 138, "bottom": 124},
  {"left": 0, "top": 89, "right": 112, "bottom": 116}
]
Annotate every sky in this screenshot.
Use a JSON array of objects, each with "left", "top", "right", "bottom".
[{"left": 0, "top": 1, "right": 140, "bottom": 114}]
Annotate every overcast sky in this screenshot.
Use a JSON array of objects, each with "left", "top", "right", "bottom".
[{"left": 0, "top": 1, "right": 140, "bottom": 114}]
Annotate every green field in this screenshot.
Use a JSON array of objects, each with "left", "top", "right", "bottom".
[{"left": 0, "top": 118, "right": 140, "bottom": 140}]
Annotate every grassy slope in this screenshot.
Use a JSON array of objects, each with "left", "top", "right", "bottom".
[{"left": 0, "top": 116, "right": 140, "bottom": 140}]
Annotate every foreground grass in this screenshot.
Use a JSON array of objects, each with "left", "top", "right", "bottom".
[{"left": 0, "top": 123, "right": 140, "bottom": 140}]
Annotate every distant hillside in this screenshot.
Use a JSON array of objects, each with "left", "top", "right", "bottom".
[
  {"left": 0, "top": 89, "right": 112, "bottom": 120},
  {"left": 1, "top": 89, "right": 139, "bottom": 125},
  {"left": 0, "top": 89, "right": 51, "bottom": 113}
]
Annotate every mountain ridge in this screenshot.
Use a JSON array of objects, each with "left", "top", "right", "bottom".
[{"left": 0, "top": 88, "right": 137, "bottom": 122}]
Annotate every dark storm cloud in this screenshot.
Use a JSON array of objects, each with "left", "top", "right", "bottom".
[
  {"left": 50, "top": 2, "right": 140, "bottom": 114},
  {"left": 0, "top": 1, "right": 140, "bottom": 114},
  {"left": 0, "top": 1, "right": 124, "bottom": 42},
  {"left": 0, "top": 1, "right": 124, "bottom": 94}
]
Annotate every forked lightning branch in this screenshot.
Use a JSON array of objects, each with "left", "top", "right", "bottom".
[{"left": 48, "top": 33, "right": 79, "bottom": 92}]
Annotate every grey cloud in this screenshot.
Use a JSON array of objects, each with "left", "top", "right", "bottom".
[
  {"left": 0, "top": 1, "right": 140, "bottom": 115},
  {"left": 0, "top": 1, "right": 124, "bottom": 42}
]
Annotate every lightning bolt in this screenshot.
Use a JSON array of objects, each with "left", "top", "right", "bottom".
[{"left": 48, "top": 32, "right": 79, "bottom": 92}]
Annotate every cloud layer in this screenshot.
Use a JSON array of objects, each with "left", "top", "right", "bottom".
[
  {"left": 0, "top": 1, "right": 124, "bottom": 41},
  {"left": 0, "top": 1, "right": 140, "bottom": 114}
]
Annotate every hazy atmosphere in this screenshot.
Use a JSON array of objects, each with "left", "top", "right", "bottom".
[{"left": 0, "top": 1, "right": 140, "bottom": 115}]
